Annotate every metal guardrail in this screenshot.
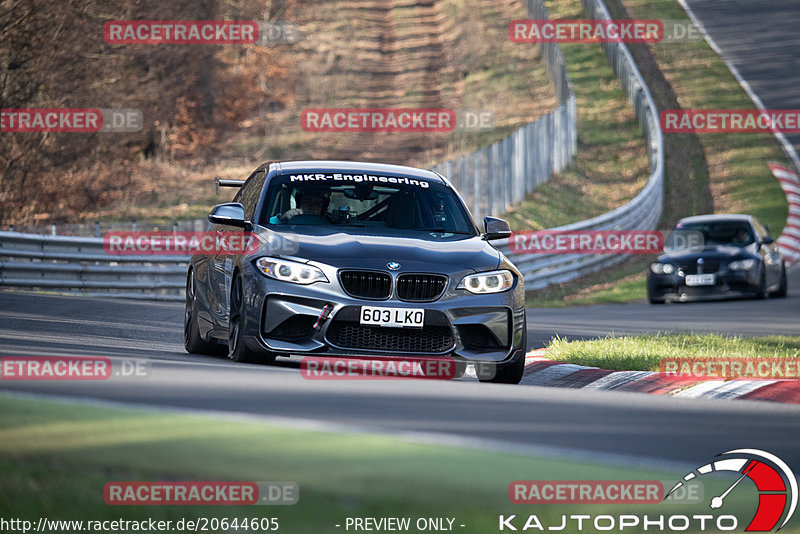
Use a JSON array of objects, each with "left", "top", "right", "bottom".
[
  {"left": 0, "top": 231, "right": 186, "bottom": 301},
  {"left": 497, "top": 0, "right": 665, "bottom": 290},
  {"left": 0, "top": 0, "right": 663, "bottom": 299}
]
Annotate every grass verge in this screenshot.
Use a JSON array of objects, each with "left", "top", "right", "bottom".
[
  {"left": 0, "top": 394, "right": 736, "bottom": 532},
  {"left": 545, "top": 332, "right": 800, "bottom": 371}
]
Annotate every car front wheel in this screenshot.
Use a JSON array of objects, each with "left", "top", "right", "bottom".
[
  {"left": 228, "top": 274, "right": 274, "bottom": 364},
  {"left": 770, "top": 264, "right": 788, "bottom": 298}
]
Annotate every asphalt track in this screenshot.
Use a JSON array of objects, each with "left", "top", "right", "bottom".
[
  {"left": 683, "top": 0, "right": 800, "bottom": 156},
  {"left": 4, "top": 0, "right": 800, "bottom": 470},
  {"left": 1, "top": 284, "right": 799, "bottom": 469},
  {"left": 527, "top": 268, "right": 800, "bottom": 346}
]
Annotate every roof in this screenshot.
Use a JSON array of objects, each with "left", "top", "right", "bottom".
[
  {"left": 268, "top": 160, "right": 444, "bottom": 182},
  {"left": 678, "top": 214, "right": 755, "bottom": 225}
]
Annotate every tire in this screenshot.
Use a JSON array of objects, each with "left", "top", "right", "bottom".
[
  {"left": 228, "top": 274, "right": 273, "bottom": 364},
  {"left": 452, "top": 360, "right": 468, "bottom": 379},
  {"left": 477, "top": 351, "right": 525, "bottom": 384},
  {"left": 477, "top": 320, "right": 527, "bottom": 384},
  {"left": 754, "top": 268, "right": 767, "bottom": 300},
  {"left": 184, "top": 269, "right": 222, "bottom": 354},
  {"left": 771, "top": 265, "right": 788, "bottom": 298},
  {"left": 648, "top": 294, "right": 666, "bottom": 304}
]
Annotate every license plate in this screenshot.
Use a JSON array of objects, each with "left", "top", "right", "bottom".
[
  {"left": 360, "top": 306, "right": 425, "bottom": 328},
  {"left": 685, "top": 274, "right": 716, "bottom": 286}
]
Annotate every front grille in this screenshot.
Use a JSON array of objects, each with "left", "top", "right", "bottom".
[
  {"left": 327, "top": 322, "right": 454, "bottom": 353},
  {"left": 396, "top": 274, "right": 447, "bottom": 302},
  {"left": 325, "top": 306, "right": 454, "bottom": 353},
  {"left": 339, "top": 270, "right": 392, "bottom": 299},
  {"left": 679, "top": 261, "right": 721, "bottom": 275}
]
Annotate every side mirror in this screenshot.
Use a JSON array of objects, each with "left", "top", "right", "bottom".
[
  {"left": 483, "top": 216, "right": 511, "bottom": 241},
  {"left": 760, "top": 236, "right": 775, "bottom": 246},
  {"left": 208, "top": 203, "right": 252, "bottom": 230}
]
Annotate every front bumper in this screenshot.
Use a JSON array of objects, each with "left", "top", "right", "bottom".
[
  {"left": 240, "top": 262, "right": 526, "bottom": 364},
  {"left": 647, "top": 268, "right": 760, "bottom": 302}
]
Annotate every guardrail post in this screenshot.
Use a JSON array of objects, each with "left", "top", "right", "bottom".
[
  {"left": 473, "top": 151, "right": 481, "bottom": 222},
  {"left": 487, "top": 143, "right": 495, "bottom": 216}
]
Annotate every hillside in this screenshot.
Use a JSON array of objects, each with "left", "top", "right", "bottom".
[{"left": 0, "top": 0, "right": 555, "bottom": 225}]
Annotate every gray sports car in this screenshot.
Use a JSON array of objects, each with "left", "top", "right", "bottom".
[{"left": 184, "top": 161, "right": 527, "bottom": 383}]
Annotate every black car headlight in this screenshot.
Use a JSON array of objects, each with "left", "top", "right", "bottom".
[
  {"left": 728, "top": 258, "right": 756, "bottom": 271},
  {"left": 457, "top": 270, "right": 514, "bottom": 294},
  {"left": 255, "top": 257, "right": 328, "bottom": 285},
  {"left": 650, "top": 262, "right": 675, "bottom": 275}
]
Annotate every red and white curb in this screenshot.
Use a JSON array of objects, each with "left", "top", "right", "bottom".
[
  {"left": 520, "top": 350, "right": 800, "bottom": 404},
  {"left": 769, "top": 162, "right": 800, "bottom": 265}
]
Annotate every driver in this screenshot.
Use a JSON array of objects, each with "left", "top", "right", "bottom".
[
  {"left": 733, "top": 228, "right": 751, "bottom": 245},
  {"left": 270, "top": 192, "right": 326, "bottom": 224}
]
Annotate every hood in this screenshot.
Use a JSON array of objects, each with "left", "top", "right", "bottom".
[
  {"left": 657, "top": 244, "right": 756, "bottom": 263},
  {"left": 255, "top": 226, "right": 501, "bottom": 273}
]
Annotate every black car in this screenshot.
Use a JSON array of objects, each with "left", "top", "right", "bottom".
[
  {"left": 647, "top": 214, "right": 788, "bottom": 303},
  {"left": 184, "top": 161, "right": 527, "bottom": 383}
]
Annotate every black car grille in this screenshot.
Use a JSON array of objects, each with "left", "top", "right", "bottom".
[
  {"left": 339, "top": 270, "right": 392, "bottom": 299},
  {"left": 396, "top": 274, "right": 447, "bottom": 302},
  {"left": 679, "top": 261, "right": 721, "bottom": 275},
  {"left": 325, "top": 306, "right": 454, "bottom": 353},
  {"left": 327, "top": 322, "right": 454, "bottom": 353}
]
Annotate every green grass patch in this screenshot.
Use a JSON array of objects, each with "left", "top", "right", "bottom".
[
  {"left": 530, "top": 275, "right": 647, "bottom": 308},
  {"left": 527, "top": 259, "right": 650, "bottom": 307},
  {"left": 0, "top": 394, "right": 741, "bottom": 532},
  {"left": 545, "top": 333, "right": 800, "bottom": 371}
]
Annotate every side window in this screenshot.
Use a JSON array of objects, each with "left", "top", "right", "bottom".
[{"left": 233, "top": 170, "right": 267, "bottom": 220}]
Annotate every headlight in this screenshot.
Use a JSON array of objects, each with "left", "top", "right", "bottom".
[
  {"left": 728, "top": 258, "right": 756, "bottom": 271},
  {"left": 457, "top": 270, "right": 514, "bottom": 294},
  {"left": 650, "top": 262, "right": 675, "bottom": 275},
  {"left": 255, "top": 257, "right": 328, "bottom": 285}
]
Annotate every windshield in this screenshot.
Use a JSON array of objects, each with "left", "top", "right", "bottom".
[
  {"left": 667, "top": 220, "right": 755, "bottom": 249},
  {"left": 259, "top": 173, "right": 476, "bottom": 236}
]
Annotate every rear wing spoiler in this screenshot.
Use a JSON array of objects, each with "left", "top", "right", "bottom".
[{"left": 214, "top": 176, "right": 245, "bottom": 195}]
